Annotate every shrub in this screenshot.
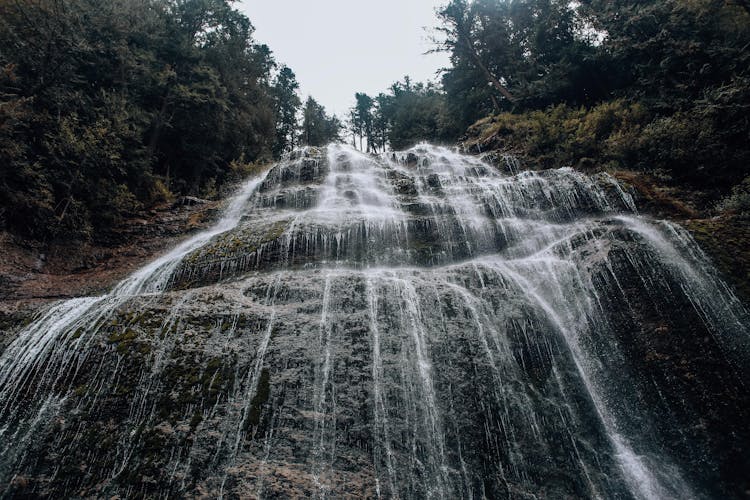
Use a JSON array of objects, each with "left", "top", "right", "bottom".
[{"left": 718, "top": 177, "right": 750, "bottom": 218}]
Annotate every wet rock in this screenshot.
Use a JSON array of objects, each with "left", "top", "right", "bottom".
[{"left": 0, "top": 144, "right": 748, "bottom": 499}]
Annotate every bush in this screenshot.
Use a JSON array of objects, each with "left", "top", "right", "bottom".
[
  {"left": 464, "top": 100, "right": 651, "bottom": 170},
  {"left": 718, "top": 177, "right": 750, "bottom": 218},
  {"left": 465, "top": 95, "right": 749, "bottom": 194},
  {"left": 147, "top": 179, "right": 175, "bottom": 206}
]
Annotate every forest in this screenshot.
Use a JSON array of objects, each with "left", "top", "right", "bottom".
[
  {"left": 0, "top": 0, "right": 340, "bottom": 242},
  {"left": 2, "top": 0, "right": 749, "bottom": 244}
]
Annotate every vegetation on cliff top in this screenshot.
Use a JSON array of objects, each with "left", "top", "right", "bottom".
[
  {"left": 0, "top": 0, "right": 339, "bottom": 243},
  {"left": 351, "top": 0, "right": 749, "bottom": 200},
  {"left": 2, "top": 0, "right": 749, "bottom": 244}
]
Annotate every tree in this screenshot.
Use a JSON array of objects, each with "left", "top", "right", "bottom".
[
  {"left": 385, "top": 80, "right": 457, "bottom": 150},
  {"left": 436, "top": 0, "right": 516, "bottom": 104},
  {"left": 372, "top": 93, "right": 392, "bottom": 153},
  {"left": 436, "top": 0, "right": 603, "bottom": 127},
  {"left": 300, "top": 96, "right": 342, "bottom": 146},
  {"left": 578, "top": 0, "right": 750, "bottom": 110},
  {"left": 350, "top": 78, "right": 460, "bottom": 151},
  {"left": 350, "top": 93, "right": 375, "bottom": 151},
  {"left": 271, "top": 65, "right": 301, "bottom": 156},
  {"left": 0, "top": 0, "right": 284, "bottom": 242}
]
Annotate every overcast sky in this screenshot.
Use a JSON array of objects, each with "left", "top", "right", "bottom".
[{"left": 238, "top": 1, "right": 451, "bottom": 118}]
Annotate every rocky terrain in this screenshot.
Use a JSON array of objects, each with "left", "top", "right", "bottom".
[
  {"left": 0, "top": 198, "right": 221, "bottom": 329},
  {"left": 464, "top": 123, "right": 750, "bottom": 307},
  {"left": 0, "top": 145, "right": 748, "bottom": 499}
]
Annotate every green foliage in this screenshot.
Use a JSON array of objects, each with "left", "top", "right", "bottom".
[
  {"left": 718, "top": 177, "right": 750, "bottom": 217},
  {"left": 3, "top": 0, "right": 749, "bottom": 242},
  {"left": 272, "top": 66, "right": 301, "bottom": 156},
  {"left": 385, "top": 80, "right": 459, "bottom": 150},
  {"left": 578, "top": 0, "right": 750, "bottom": 110},
  {"left": 350, "top": 93, "right": 375, "bottom": 151},
  {"left": 349, "top": 78, "right": 462, "bottom": 151},
  {"left": 429, "top": 0, "right": 750, "bottom": 192},
  {"left": 0, "top": 0, "right": 283, "bottom": 242},
  {"left": 300, "top": 97, "right": 341, "bottom": 147},
  {"left": 228, "top": 156, "right": 269, "bottom": 180},
  {"left": 436, "top": 0, "right": 604, "bottom": 129},
  {"left": 466, "top": 100, "right": 650, "bottom": 169},
  {"left": 633, "top": 78, "right": 750, "bottom": 187},
  {"left": 436, "top": 0, "right": 750, "bottom": 119},
  {"left": 467, "top": 91, "right": 750, "bottom": 191},
  {"left": 430, "top": 0, "right": 750, "bottom": 193}
]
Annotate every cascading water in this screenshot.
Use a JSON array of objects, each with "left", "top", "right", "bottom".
[{"left": 0, "top": 144, "right": 748, "bottom": 499}]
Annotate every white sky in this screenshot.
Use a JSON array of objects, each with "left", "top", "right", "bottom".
[{"left": 238, "top": 0, "right": 451, "bottom": 118}]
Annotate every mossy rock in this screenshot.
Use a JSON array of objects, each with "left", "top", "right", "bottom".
[{"left": 243, "top": 368, "right": 271, "bottom": 436}]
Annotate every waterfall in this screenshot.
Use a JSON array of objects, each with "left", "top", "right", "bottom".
[
  {"left": 0, "top": 174, "right": 266, "bottom": 480},
  {"left": 0, "top": 144, "right": 748, "bottom": 499}
]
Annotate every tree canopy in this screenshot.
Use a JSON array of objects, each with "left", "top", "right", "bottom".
[
  {"left": 300, "top": 97, "right": 342, "bottom": 147},
  {"left": 272, "top": 66, "right": 301, "bottom": 156},
  {"left": 0, "top": 0, "right": 335, "bottom": 242},
  {"left": 347, "top": 79, "right": 460, "bottom": 152},
  {"left": 3, "top": 0, "right": 749, "bottom": 241}
]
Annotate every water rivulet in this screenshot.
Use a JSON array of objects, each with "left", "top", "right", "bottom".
[{"left": 1, "top": 145, "right": 748, "bottom": 499}]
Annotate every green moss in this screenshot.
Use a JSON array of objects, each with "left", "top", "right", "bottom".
[
  {"left": 108, "top": 328, "right": 137, "bottom": 343},
  {"left": 465, "top": 101, "right": 649, "bottom": 172},
  {"left": 262, "top": 220, "right": 289, "bottom": 243},
  {"left": 107, "top": 328, "right": 140, "bottom": 354},
  {"left": 155, "top": 355, "right": 235, "bottom": 421},
  {"left": 244, "top": 368, "right": 271, "bottom": 433},
  {"left": 137, "top": 342, "right": 152, "bottom": 355},
  {"left": 182, "top": 218, "right": 290, "bottom": 268},
  {"left": 197, "top": 316, "right": 215, "bottom": 329},
  {"left": 190, "top": 410, "right": 203, "bottom": 429},
  {"left": 69, "top": 327, "right": 86, "bottom": 341},
  {"left": 113, "top": 383, "right": 132, "bottom": 396},
  {"left": 141, "top": 427, "right": 166, "bottom": 454},
  {"left": 160, "top": 321, "right": 179, "bottom": 340},
  {"left": 206, "top": 357, "right": 222, "bottom": 372}
]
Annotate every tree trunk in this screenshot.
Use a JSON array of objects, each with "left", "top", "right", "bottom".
[
  {"left": 457, "top": 28, "right": 515, "bottom": 103},
  {"left": 489, "top": 93, "right": 501, "bottom": 112},
  {"left": 466, "top": 43, "right": 515, "bottom": 102}
]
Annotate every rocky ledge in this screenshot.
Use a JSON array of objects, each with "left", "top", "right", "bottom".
[{"left": 0, "top": 198, "right": 222, "bottom": 321}]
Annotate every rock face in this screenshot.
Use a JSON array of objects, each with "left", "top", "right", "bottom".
[
  {"left": 0, "top": 196, "right": 221, "bottom": 313},
  {"left": 0, "top": 145, "right": 748, "bottom": 499}
]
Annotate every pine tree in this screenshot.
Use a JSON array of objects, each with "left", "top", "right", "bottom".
[
  {"left": 300, "top": 97, "right": 342, "bottom": 146},
  {"left": 272, "top": 66, "right": 301, "bottom": 156}
]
